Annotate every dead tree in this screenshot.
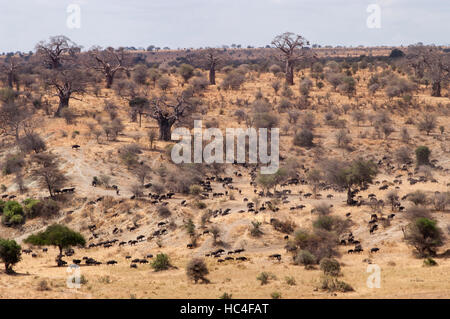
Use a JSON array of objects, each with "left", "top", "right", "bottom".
[
  {"left": 31, "top": 153, "right": 68, "bottom": 198},
  {"left": 271, "top": 32, "right": 312, "bottom": 85},
  {"left": 89, "top": 47, "right": 130, "bottom": 88}
]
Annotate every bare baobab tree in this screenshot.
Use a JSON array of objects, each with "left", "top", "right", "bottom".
[
  {"left": 196, "top": 48, "right": 225, "bottom": 85},
  {"left": 35, "top": 35, "right": 81, "bottom": 69},
  {"left": 41, "top": 66, "right": 87, "bottom": 117},
  {"left": 1, "top": 56, "right": 21, "bottom": 89},
  {"left": 272, "top": 32, "right": 312, "bottom": 85},
  {"left": 148, "top": 94, "right": 192, "bottom": 141},
  {"left": 89, "top": 47, "right": 130, "bottom": 88},
  {"left": 407, "top": 45, "right": 450, "bottom": 97}
]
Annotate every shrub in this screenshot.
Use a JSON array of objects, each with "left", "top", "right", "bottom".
[
  {"left": 416, "top": 114, "right": 437, "bottom": 135},
  {"left": 423, "top": 258, "right": 438, "bottom": 267},
  {"left": 1, "top": 201, "right": 24, "bottom": 226},
  {"left": 335, "top": 129, "right": 352, "bottom": 148},
  {"left": 151, "top": 253, "right": 171, "bottom": 271},
  {"left": 257, "top": 272, "right": 270, "bottom": 285},
  {"left": 294, "top": 250, "right": 316, "bottom": 267},
  {"left": 221, "top": 70, "right": 246, "bottom": 90},
  {"left": 1, "top": 154, "right": 24, "bottom": 175},
  {"left": 186, "top": 258, "right": 210, "bottom": 284},
  {"left": 18, "top": 133, "right": 46, "bottom": 154},
  {"left": 219, "top": 292, "right": 232, "bottom": 299},
  {"left": 408, "top": 191, "right": 428, "bottom": 206},
  {"left": 320, "top": 276, "right": 354, "bottom": 292},
  {"left": 404, "top": 218, "right": 444, "bottom": 257},
  {"left": 271, "top": 292, "right": 282, "bottom": 299},
  {"left": 433, "top": 192, "right": 450, "bottom": 211},
  {"left": 320, "top": 258, "right": 341, "bottom": 276},
  {"left": 157, "top": 206, "right": 172, "bottom": 218},
  {"left": 293, "top": 129, "right": 314, "bottom": 147},
  {"left": 285, "top": 276, "right": 296, "bottom": 286},
  {"left": 250, "top": 221, "right": 263, "bottom": 237},
  {"left": 415, "top": 146, "right": 431, "bottom": 166}
]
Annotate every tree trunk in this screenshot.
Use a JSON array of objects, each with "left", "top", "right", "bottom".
[
  {"left": 209, "top": 66, "right": 216, "bottom": 85},
  {"left": 55, "top": 95, "right": 70, "bottom": 117},
  {"left": 431, "top": 81, "right": 441, "bottom": 97},
  {"left": 7, "top": 73, "right": 13, "bottom": 88},
  {"left": 285, "top": 60, "right": 294, "bottom": 86},
  {"left": 158, "top": 119, "right": 173, "bottom": 141},
  {"left": 106, "top": 74, "right": 114, "bottom": 89},
  {"left": 346, "top": 187, "right": 356, "bottom": 206}
]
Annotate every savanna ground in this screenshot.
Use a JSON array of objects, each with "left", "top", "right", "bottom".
[{"left": 0, "top": 44, "right": 449, "bottom": 299}]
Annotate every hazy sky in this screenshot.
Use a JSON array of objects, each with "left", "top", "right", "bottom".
[{"left": 0, "top": 0, "right": 448, "bottom": 52}]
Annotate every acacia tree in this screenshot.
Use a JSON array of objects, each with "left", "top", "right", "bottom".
[
  {"left": 148, "top": 94, "right": 191, "bottom": 141},
  {"left": 24, "top": 224, "right": 85, "bottom": 266},
  {"left": 322, "top": 158, "right": 378, "bottom": 205},
  {"left": 89, "top": 47, "right": 130, "bottom": 88},
  {"left": 35, "top": 35, "right": 81, "bottom": 69},
  {"left": 0, "top": 239, "right": 22, "bottom": 274},
  {"left": 272, "top": 32, "right": 312, "bottom": 85},
  {"left": 407, "top": 45, "right": 450, "bottom": 97}
]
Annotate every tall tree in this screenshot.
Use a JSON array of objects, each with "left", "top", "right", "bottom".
[
  {"left": 407, "top": 45, "right": 450, "bottom": 97},
  {"left": 35, "top": 35, "right": 81, "bottom": 69},
  {"left": 89, "top": 47, "right": 130, "bottom": 88},
  {"left": 1, "top": 56, "right": 21, "bottom": 89},
  {"left": 40, "top": 65, "right": 87, "bottom": 117},
  {"left": 148, "top": 94, "right": 191, "bottom": 141},
  {"left": 0, "top": 239, "right": 22, "bottom": 274},
  {"left": 272, "top": 32, "right": 312, "bottom": 85}
]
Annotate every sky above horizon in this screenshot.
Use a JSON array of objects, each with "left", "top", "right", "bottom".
[{"left": 0, "top": 0, "right": 448, "bottom": 52}]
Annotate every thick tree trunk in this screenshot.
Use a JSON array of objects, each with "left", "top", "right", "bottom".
[
  {"left": 7, "top": 73, "right": 13, "bottom": 88},
  {"left": 106, "top": 74, "right": 114, "bottom": 89},
  {"left": 285, "top": 60, "right": 294, "bottom": 86},
  {"left": 209, "top": 66, "right": 216, "bottom": 85},
  {"left": 55, "top": 95, "right": 70, "bottom": 117},
  {"left": 347, "top": 187, "right": 356, "bottom": 206},
  {"left": 158, "top": 119, "right": 173, "bottom": 141},
  {"left": 431, "top": 81, "right": 441, "bottom": 97}
]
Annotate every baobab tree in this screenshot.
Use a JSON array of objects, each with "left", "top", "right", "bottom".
[
  {"left": 407, "top": 45, "right": 450, "bottom": 97},
  {"left": 196, "top": 48, "right": 225, "bottom": 85},
  {"left": 88, "top": 47, "right": 130, "bottom": 88},
  {"left": 1, "top": 56, "right": 21, "bottom": 89},
  {"left": 272, "top": 32, "right": 312, "bottom": 85},
  {"left": 40, "top": 65, "right": 87, "bottom": 117},
  {"left": 148, "top": 94, "right": 192, "bottom": 141},
  {"left": 35, "top": 35, "right": 81, "bottom": 69}
]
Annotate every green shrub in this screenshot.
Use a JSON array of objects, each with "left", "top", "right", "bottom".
[
  {"left": 257, "top": 272, "right": 270, "bottom": 285},
  {"left": 271, "top": 292, "right": 282, "bottom": 299},
  {"left": 151, "top": 253, "right": 171, "bottom": 271},
  {"left": 285, "top": 276, "right": 296, "bottom": 286},
  {"left": 294, "top": 250, "right": 316, "bottom": 267},
  {"left": 1, "top": 201, "right": 24, "bottom": 226},
  {"left": 423, "top": 258, "right": 438, "bottom": 267}
]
